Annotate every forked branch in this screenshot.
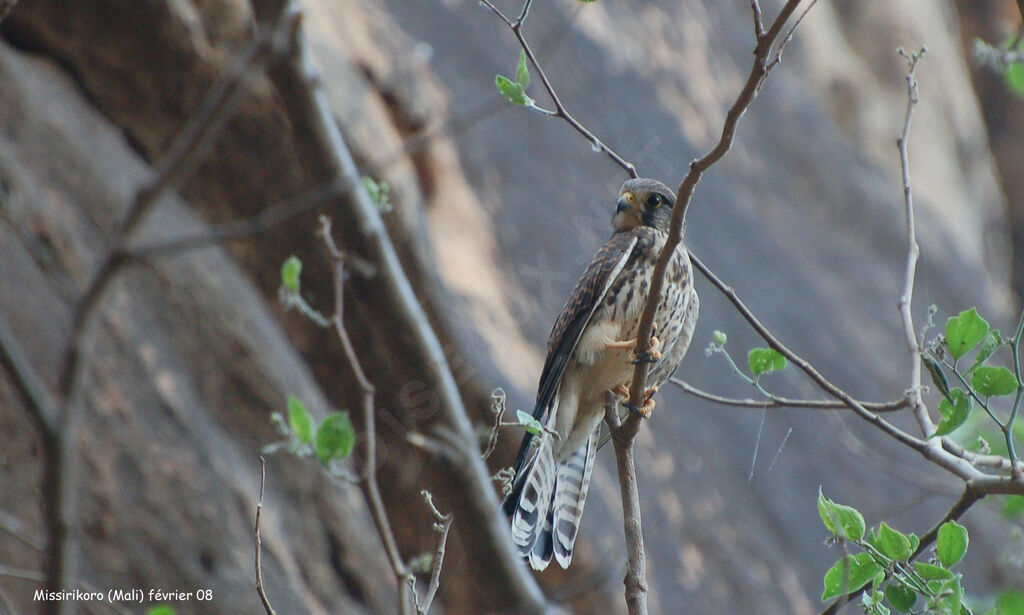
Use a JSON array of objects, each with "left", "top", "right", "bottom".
[{"left": 479, "top": 0, "right": 638, "bottom": 177}]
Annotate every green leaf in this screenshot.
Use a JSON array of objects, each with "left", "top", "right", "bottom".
[
  {"left": 146, "top": 608, "right": 176, "bottom": 615},
  {"left": 361, "top": 176, "right": 391, "bottom": 211},
  {"left": 877, "top": 522, "right": 913, "bottom": 561},
  {"left": 966, "top": 330, "right": 1003, "bottom": 374},
  {"left": 712, "top": 330, "right": 728, "bottom": 348},
  {"left": 362, "top": 175, "right": 380, "bottom": 202},
  {"left": 1006, "top": 63, "right": 1024, "bottom": 98},
  {"left": 885, "top": 582, "right": 916, "bottom": 613},
  {"left": 935, "top": 575, "right": 963, "bottom": 614},
  {"left": 907, "top": 533, "right": 920, "bottom": 554},
  {"left": 408, "top": 552, "right": 434, "bottom": 574},
  {"left": 971, "top": 366, "right": 1018, "bottom": 397},
  {"left": 516, "top": 409, "right": 544, "bottom": 435},
  {"left": 515, "top": 50, "right": 530, "bottom": 88},
  {"left": 997, "top": 589, "right": 1024, "bottom": 615},
  {"left": 822, "top": 552, "right": 882, "bottom": 601},
  {"left": 914, "top": 562, "right": 955, "bottom": 582},
  {"left": 863, "top": 589, "right": 891, "bottom": 615},
  {"left": 281, "top": 255, "right": 302, "bottom": 294},
  {"left": 288, "top": 394, "right": 314, "bottom": 444},
  {"left": 1002, "top": 495, "right": 1024, "bottom": 518},
  {"left": 817, "top": 488, "right": 866, "bottom": 541},
  {"left": 945, "top": 308, "right": 990, "bottom": 360},
  {"left": 495, "top": 75, "right": 527, "bottom": 105},
  {"left": 923, "top": 354, "right": 953, "bottom": 402},
  {"left": 748, "top": 347, "right": 787, "bottom": 377},
  {"left": 933, "top": 388, "right": 973, "bottom": 437},
  {"left": 935, "top": 521, "right": 968, "bottom": 568},
  {"left": 315, "top": 412, "right": 355, "bottom": 463}
]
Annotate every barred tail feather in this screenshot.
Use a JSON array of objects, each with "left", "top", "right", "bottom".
[
  {"left": 552, "top": 432, "right": 597, "bottom": 568},
  {"left": 509, "top": 436, "right": 557, "bottom": 570}
]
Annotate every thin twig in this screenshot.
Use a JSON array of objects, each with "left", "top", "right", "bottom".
[
  {"left": 0, "top": 510, "right": 45, "bottom": 551},
  {"left": 255, "top": 458, "right": 278, "bottom": 615},
  {"left": 481, "top": 388, "right": 507, "bottom": 461},
  {"left": 765, "top": 0, "right": 819, "bottom": 73},
  {"left": 941, "top": 437, "right": 1024, "bottom": 473},
  {"left": 320, "top": 216, "right": 413, "bottom": 615},
  {"left": 603, "top": 393, "right": 648, "bottom": 615},
  {"left": 0, "top": 315, "right": 69, "bottom": 615},
  {"left": 751, "top": 0, "right": 765, "bottom": 38},
  {"left": 479, "top": 0, "right": 638, "bottom": 177},
  {"left": 895, "top": 46, "right": 933, "bottom": 440},
  {"left": 670, "top": 377, "right": 908, "bottom": 412},
  {"left": 0, "top": 565, "right": 44, "bottom": 582},
  {"left": 1006, "top": 308, "right": 1024, "bottom": 474},
  {"left": 415, "top": 491, "right": 453, "bottom": 615},
  {"left": 689, "top": 251, "right": 986, "bottom": 481},
  {"left": 126, "top": 179, "right": 350, "bottom": 261}
]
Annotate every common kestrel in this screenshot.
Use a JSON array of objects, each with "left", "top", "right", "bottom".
[{"left": 503, "top": 178, "right": 699, "bottom": 570}]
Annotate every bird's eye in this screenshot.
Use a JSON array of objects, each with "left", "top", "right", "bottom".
[{"left": 646, "top": 194, "right": 663, "bottom": 208}]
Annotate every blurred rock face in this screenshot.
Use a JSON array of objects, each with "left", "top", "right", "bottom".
[{"left": 0, "top": 0, "right": 1018, "bottom": 614}]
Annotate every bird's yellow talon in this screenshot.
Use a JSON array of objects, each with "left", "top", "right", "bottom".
[
  {"left": 605, "top": 337, "right": 637, "bottom": 351},
  {"left": 637, "top": 397, "right": 655, "bottom": 419}
]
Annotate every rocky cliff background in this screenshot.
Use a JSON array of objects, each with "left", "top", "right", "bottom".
[{"left": 0, "top": 0, "right": 1021, "bottom": 613}]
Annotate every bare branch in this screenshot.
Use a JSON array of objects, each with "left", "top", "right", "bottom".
[
  {"left": 0, "top": 511, "right": 44, "bottom": 552},
  {"left": 941, "top": 437, "right": 1024, "bottom": 473},
  {"left": 479, "top": 0, "right": 638, "bottom": 177},
  {"left": 0, "top": 314, "right": 72, "bottom": 615},
  {"left": 1007, "top": 309, "right": 1024, "bottom": 474},
  {"left": 669, "top": 377, "right": 908, "bottom": 412},
  {"left": 0, "top": 565, "right": 44, "bottom": 582},
  {"left": 766, "top": 0, "right": 820, "bottom": 72},
  {"left": 126, "top": 179, "right": 349, "bottom": 261},
  {"left": 255, "top": 458, "right": 278, "bottom": 615},
  {"left": 626, "top": 0, "right": 809, "bottom": 419},
  {"left": 603, "top": 393, "right": 648, "bottom": 615},
  {"left": 689, "top": 251, "right": 993, "bottom": 482},
  {"left": 481, "top": 388, "right": 508, "bottom": 461},
  {"left": 895, "top": 46, "right": 933, "bottom": 440},
  {"left": 320, "top": 216, "right": 412, "bottom": 615},
  {"left": 267, "top": 10, "right": 551, "bottom": 611},
  {"left": 751, "top": 0, "right": 765, "bottom": 38},
  {"left": 415, "top": 491, "right": 453, "bottom": 615}
]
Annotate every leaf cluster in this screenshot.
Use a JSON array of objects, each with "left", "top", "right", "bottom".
[
  {"left": 923, "top": 308, "right": 1021, "bottom": 441},
  {"left": 495, "top": 51, "right": 534, "bottom": 106},
  {"left": 818, "top": 490, "right": 977, "bottom": 614},
  {"left": 267, "top": 394, "right": 356, "bottom": 465}
]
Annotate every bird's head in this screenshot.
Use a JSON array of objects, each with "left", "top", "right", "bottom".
[{"left": 612, "top": 178, "right": 676, "bottom": 233}]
